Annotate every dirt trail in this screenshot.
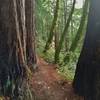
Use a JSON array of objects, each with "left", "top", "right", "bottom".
[{"left": 32, "top": 57, "right": 83, "bottom": 100}]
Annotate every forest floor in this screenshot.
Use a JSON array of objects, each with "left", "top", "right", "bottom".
[{"left": 32, "top": 57, "right": 84, "bottom": 100}]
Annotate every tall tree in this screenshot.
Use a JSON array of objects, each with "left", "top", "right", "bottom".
[
  {"left": 54, "top": 29, "right": 59, "bottom": 52},
  {"left": 43, "top": 0, "right": 59, "bottom": 52},
  {"left": 73, "top": 0, "right": 100, "bottom": 99},
  {"left": 55, "top": 0, "right": 76, "bottom": 63},
  {"left": 69, "top": 0, "right": 89, "bottom": 52},
  {"left": 63, "top": 0, "right": 69, "bottom": 51},
  {"left": 0, "top": 0, "right": 36, "bottom": 99}
]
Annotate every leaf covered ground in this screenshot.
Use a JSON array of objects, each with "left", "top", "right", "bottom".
[{"left": 31, "top": 57, "right": 83, "bottom": 100}]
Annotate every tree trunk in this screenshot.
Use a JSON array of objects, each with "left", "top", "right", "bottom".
[
  {"left": 0, "top": 0, "right": 36, "bottom": 99},
  {"left": 69, "top": 0, "right": 89, "bottom": 52},
  {"left": 43, "top": 0, "right": 59, "bottom": 53},
  {"left": 63, "top": 0, "right": 69, "bottom": 52},
  {"left": 73, "top": 0, "right": 100, "bottom": 99},
  {"left": 54, "top": 30, "right": 59, "bottom": 51},
  {"left": 25, "top": 0, "right": 37, "bottom": 70}
]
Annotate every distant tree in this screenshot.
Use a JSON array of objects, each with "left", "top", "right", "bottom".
[
  {"left": 69, "top": 0, "right": 89, "bottom": 52},
  {"left": 54, "top": 29, "right": 59, "bottom": 53},
  {"left": 0, "top": 0, "right": 36, "bottom": 99},
  {"left": 44, "top": 0, "right": 59, "bottom": 53},
  {"left": 55, "top": 0, "right": 76, "bottom": 63},
  {"left": 73, "top": 0, "right": 100, "bottom": 99}
]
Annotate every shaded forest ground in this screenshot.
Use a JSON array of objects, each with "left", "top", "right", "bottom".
[{"left": 32, "top": 57, "right": 83, "bottom": 100}]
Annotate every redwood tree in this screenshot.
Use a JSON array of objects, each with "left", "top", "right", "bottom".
[
  {"left": 0, "top": 0, "right": 36, "bottom": 99},
  {"left": 73, "top": 0, "right": 100, "bottom": 99}
]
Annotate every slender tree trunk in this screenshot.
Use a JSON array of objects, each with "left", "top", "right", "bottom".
[
  {"left": 69, "top": 0, "right": 89, "bottom": 52},
  {"left": 43, "top": 0, "right": 59, "bottom": 52},
  {"left": 55, "top": 0, "right": 76, "bottom": 63},
  {"left": 63, "top": 0, "right": 69, "bottom": 51},
  {"left": 55, "top": 30, "right": 59, "bottom": 51},
  {"left": 63, "top": 0, "right": 67, "bottom": 26}
]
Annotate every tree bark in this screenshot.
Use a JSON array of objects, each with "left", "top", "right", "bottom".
[
  {"left": 54, "top": 30, "right": 59, "bottom": 51},
  {"left": 73, "top": 0, "right": 100, "bottom": 99},
  {"left": 0, "top": 0, "right": 36, "bottom": 99},
  {"left": 43, "top": 0, "right": 59, "bottom": 53},
  {"left": 69, "top": 0, "right": 89, "bottom": 52}
]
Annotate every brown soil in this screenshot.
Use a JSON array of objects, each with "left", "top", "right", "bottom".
[{"left": 32, "top": 57, "right": 84, "bottom": 100}]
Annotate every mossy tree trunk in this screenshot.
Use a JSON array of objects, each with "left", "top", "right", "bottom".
[
  {"left": 63, "top": 0, "right": 69, "bottom": 52},
  {"left": 0, "top": 0, "right": 36, "bottom": 99},
  {"left": 73, "top": 0, "right": 100, "bottom": 99},
  {"left": 43, "top": 0, "right": 59, "bottom": 53},
  {"left": 54, "top": 30, "right": 59, "bottom": 52},
  {"left": 69, "top": 0, "right": 89, "bottom": 52}
]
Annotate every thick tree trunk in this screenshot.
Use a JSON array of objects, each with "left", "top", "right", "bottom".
[
  {"left": 73, "top": 0, "right": 100, "bottom": 99},
  {"left": 63, "top": 0, "right": 69, "bottom": 52},
  {"left": 0, "top": 0, "right": 36, "bottom": 99}
]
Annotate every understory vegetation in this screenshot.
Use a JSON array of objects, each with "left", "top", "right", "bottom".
[{"left": 36, "top": 0, "right": 88, "bottom": 80}]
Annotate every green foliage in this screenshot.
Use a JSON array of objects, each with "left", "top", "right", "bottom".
[
  {"left": 36, "top": 0, "right": 88, "bottom": 80},
  {"left": 37, "top": 38, "right": 80, "bottom": 80},
  {"left": 37, "top": 38, "right": 55, "bottom": 63}
]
